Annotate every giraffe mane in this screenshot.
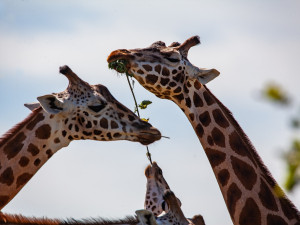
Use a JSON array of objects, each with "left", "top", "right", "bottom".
[
  {"left": 63, "top": 216, "right": 138, "bottom": 225},
  {"left": 0, "top": 107, "right": 43, "bottom": 148},
  {"left": 204, "top": 84, "right": 300, "bottom": 220},
  {"left": 0, "top": 213, "right": 139, "bottom": 225}
]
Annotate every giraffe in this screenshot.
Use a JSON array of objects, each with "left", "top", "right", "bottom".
[
  {"left": 136, "top": 190, "right": 205, "bottom": 225},
  {"left": 143, "top": 161, "right": 205, "bottom": 224},
  {"left": 107, "top": 36, "right": 300, "bottom": 225},
  {"left": 144, "top": 161, "right": 182, "bottom": 216},
  {"left": 0, "top": 65, "right": 161, "bottom": 210}
]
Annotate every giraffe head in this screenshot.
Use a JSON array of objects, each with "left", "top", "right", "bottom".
[
  {"left": 137, "top": 190, "right": 204, "bottom": 225},
  {"left": 107, "top": 36, "right": 219, "bottom": 100},
  {"left": 144, "top": 162, "right": 181, "bottom": 216},
  {"left": 34, "top": 65, "right": 161, "bottom": 145}
]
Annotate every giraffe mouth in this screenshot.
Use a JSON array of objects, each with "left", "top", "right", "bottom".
[
  {"left": 136, "top": 128, "right": 161, "bottom": 145},
  {"left": 107, "top": 50, "right": 133, "bottom": 73}
]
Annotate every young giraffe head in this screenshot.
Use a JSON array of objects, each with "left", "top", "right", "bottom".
[
  {"left": 144, "top": 162, "right": 181, "bottom": 217},
  {"left": 31, "top": 65, "right": 161, "bottom": 145},
  {"left": 107, "top": 36, "right": 219, "bottom": 101},
  {"left": 137, "top": 190, "right": 205, "bottom": 225}
]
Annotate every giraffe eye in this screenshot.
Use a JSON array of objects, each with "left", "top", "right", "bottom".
[
  {"left": 161, "top": 201, "right": 169, "bottom": 211},
  {"left": 88, "top": 104, "right": 106, "bottom": 113}
]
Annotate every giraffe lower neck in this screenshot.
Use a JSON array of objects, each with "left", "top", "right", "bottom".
[
  {"left": 0, "top": 109, "right": 70, "bottom": 210},
  {"left": 171, "top": 80, "right": 300, "bottom": 225}
]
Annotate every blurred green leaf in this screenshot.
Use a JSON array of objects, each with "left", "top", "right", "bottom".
[
  {"left": 262, "top": 83, "right": 290, "bottom": 105},
  {"left": 284, "top": 140, "right": 300, "bottom": 191}
]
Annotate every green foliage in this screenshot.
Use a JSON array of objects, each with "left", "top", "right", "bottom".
[
  {"left": 261, "top": 82, "right": 300, "bottom": 191},
  {"left": 284, "top": 140, "right": 300, "bottom": 191},
  {"left": 108, "top": 59, "right": 133, "bottom": 77},
  {"left": 262, "top": 83, "right": 290, "bottom": 105},
  {"left": 137, "top": 100, "right": 152, "bottom": 110}
]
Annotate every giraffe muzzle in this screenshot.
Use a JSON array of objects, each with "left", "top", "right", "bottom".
[
  {"left": 136, "top": 127, "right": 161, "bottom": 145},
  {"left": 107, "top": 49, "right": 134, "bottom": 64}
]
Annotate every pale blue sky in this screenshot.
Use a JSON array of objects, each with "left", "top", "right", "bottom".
[{"left": 0, "top": 1, "right": 300, "bottom": 224}]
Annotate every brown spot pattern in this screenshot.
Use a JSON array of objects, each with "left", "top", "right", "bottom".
[
  {"left": 199, "top": 111, "right": 211, "bottom": 127},
  {"left": 162, "top": 67, "right": 170, "bottom": 76},
  {"left": 239, "top": 198, "right": 261, "bottom": 225},
  {"left": 193, "top": 92, "right": 204, "bottom": 107},
  {"left": 195, "top": 124, "right": 204, "bottom": 138},
  {"left": 137, "top": 69, "right": 144, "bottom": 74},
  {"left": 26, "top": 113, "right": 44, "bottom": 130},
  {"left": 16, "top": 173, "right": 33, "bottom": 189},
  {"left": 211, "top": 127, "right": 225, "bottom": 147},
  {"left": 207, "top": 135, "right": 214, "bottom": 146},
  {"left": 46, "top": 149, "right": 53, "bottom": 158},
  {"left": 266, "top": 215, "right": 287, "bottom": 225},
  {"left": 54, "top": 138, "right": 60, "bottom": 143},
  {"left": 173, "top": 94, "right": 184, "bottom": 102},
  {"left": 203, "top": 91, "right": 215, "bottom": 105},
  {"left": 155, "top": 65, "right": 161, "bottom": 74},
  {"left": 142, "top": 64, "right": 152, "bottom": 72},
  {"left": 218, "top": 169, "right": 230, "bottom": 186},
  {"left": 160, "top": 78, "right": 169, "bottom": 86},
  {"left": 111, "top": 121, "right": 119, "bottom": 129},
  {"left": 0, "top": 167, "right": 14, "bottom": 186},
  {"left": 206, "top": 148, "right": 226, "bottom": 168},
  {"left": 185, "top": 98, "right": 191, "bottom": 108},
  {"left": 27, "top": 143, "right": 39, "bottom": 156},
  {"left": 194, "top": 81, "right": 201, "bottom": 90},
  {"left": 231, "top": 156, "right": 257, "bottom": 190},
  {"left": 229, "top": 131, "right": 257, "bottom": 167},
  {"left": 100, "top": 118, "right": 108, "bottom": 129},
  {"left": 34, "top": 158, "right": 41, "bottom": 166},
  {"left": 259, "top": 179, "right": 278, "bottom": 211},
  {"left": 212, "top": 109, "right": 229, "bottom": 128},
  {"left": 35, "top": 124, "right": 51, "bottom": 139},
  {"left": 189, "top": 113, "right": 194, "bottom": 121},
  {"left": 227, "top": 183, "right": 242, "bottom": 218},
  {"left": 3, "top": 132, "right": 26, "bottom": 160},
  {"left": 146, "top": 75, "right": 158, "bottom": 85},
  {"left": 19, "top": 156, "right": 29, "bottom": 167}
]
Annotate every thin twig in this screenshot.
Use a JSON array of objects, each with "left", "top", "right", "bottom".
[{"left": 125, "top": 73, "right": 153, "bottom": 165}]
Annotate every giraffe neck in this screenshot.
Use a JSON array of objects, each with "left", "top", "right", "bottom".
[
  {"left": 171, "top": 80, "right": 300, "bottom": 225},
  {"left": 0, "top": 107, "right": 70, "bottom": 210},
  {"left": 0, "top": 212, "right": 139, "bottom": 225}
]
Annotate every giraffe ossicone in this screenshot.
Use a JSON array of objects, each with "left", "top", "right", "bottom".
[
  {"left": 108, "top": 37, "right": 300, "bottom": 225},
  {"left": 0, "top": 65, "right": 161, "bottom": 210}
]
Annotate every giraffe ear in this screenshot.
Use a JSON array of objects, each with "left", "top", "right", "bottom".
[
  {"left": 24, "top": 102, "right": 41, "bottom": 111},
  {"left": 37, "top": 94, "right": 65, "bottom": 114},
  {"left": 195, "top": 68, "right": 220, "bottom": 84}
]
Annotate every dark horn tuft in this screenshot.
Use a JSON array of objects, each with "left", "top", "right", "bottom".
[{"left": 176, "top": 36, "right": 201, "bottom": 57}]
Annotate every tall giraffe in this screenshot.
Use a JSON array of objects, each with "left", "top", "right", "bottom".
[
  {"left": 0, "top": 65, "right": 161, "bottom": 210},
  {"left": 107, "top": 36, "right": 300, "bottom": 225}
]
